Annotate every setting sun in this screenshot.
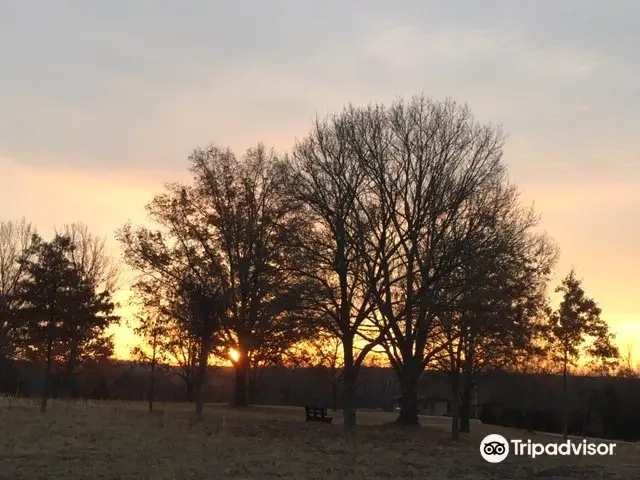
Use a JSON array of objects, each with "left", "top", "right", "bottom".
[{"left": 228, "top": 348, "right": 241, "bottom": 363}]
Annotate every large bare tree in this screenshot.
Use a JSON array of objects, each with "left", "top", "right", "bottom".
[
  {"left": 290, "top": 112, "right": 384, "bottom": 428},
  {"left": 191, "top": 145, "right": 320, "bottom": 406},
  {"left": 118, "top": 218, "right": 224, "bottom": 417},
  {"left": 56, "top": 223, "right": 119, "bottom": 292},
  {"left": 291, "top": 97, "right": 543, "bottom": 427},
  {"left": 0, "top": 218, "right": 35, "bottom": 359},
  {"left": 342, "top": 96, "right": 512, "bottom": 425},
  {"left": 120, "top": 143, "right": 317, "bottom": 408}
]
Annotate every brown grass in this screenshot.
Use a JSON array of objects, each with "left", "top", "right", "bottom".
[{"left": 0, "top": 397, "right": 638, "bottom": 479}]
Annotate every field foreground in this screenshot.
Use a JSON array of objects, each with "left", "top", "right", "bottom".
[{"left": 1, "top": 398, "right": 638, "bottom": 479}]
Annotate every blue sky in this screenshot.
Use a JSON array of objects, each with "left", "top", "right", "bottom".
[{"left": 1, "top": 1, "right": 638, "bottom": 356}]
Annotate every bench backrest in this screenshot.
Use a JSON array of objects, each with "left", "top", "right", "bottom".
[{"left": 306, "top": 406, "right": 327, "bottom": 417}]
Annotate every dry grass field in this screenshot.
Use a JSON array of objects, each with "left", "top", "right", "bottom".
[{"left": 0, "top": 397, "right": 638, "bottom": 479}]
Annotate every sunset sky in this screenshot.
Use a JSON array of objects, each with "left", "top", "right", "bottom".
[{"left": 1, "top": 1, "right": 638, "bottom": 361}]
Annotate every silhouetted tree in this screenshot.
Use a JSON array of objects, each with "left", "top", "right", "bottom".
[
  {"left": 548, "top": 270, "right": 620, "bottom": 440},
  {"left": 132, "top": 308, "right": 166, "bottom": 413},
  {"left": 55, "top": 223, "right": 120, "bottom": 396},
  {"left": 178, "top": 273, "right": 228, "bottom": 420},
  {"left": 190, "top": 145, "right": 319, "bottom": 407},
  {"left": 119, "top": 143, "right": 317, "bottom": 408},
  {"left": 617, "top": 344, "right": 639, "bottom": 379},
  {"left": 118, "top": 228, "right": 215, "bottom": 408},
  {"left": 133, "top": 299, "right": 201, "bottom": 403},
  {"left": 0, "top": 218, "right": 35, "bottom": 360},
  {"left": 17, "top": 235, "right": 96, "bottom": 411},
  {"left": 290, "top": 113, "right": 382, "bottom": 429},
  {"left": 344, "top": 97, "right": 510, "bottom": 425},
  {"left": 434, "top": 180, "right": 557, "bottom": 439}
]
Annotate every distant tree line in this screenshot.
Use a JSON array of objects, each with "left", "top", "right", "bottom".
[{"left": 0, "top": 95, "right": 626, "bottom": 440}]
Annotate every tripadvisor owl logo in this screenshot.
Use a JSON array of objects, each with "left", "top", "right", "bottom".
[{"left": 480, "top": 434, "right": 510, "bottom": 463}]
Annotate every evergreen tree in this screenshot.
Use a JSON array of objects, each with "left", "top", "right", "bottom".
[
  {"left": 17, "top": 234, "right": 118, "bottom": 410},
  {"left": 17, "top": 235, "right": 83, "bottom": 411},
  {"left": 549, "top": 270, "right": 619, "bottom": 439}
]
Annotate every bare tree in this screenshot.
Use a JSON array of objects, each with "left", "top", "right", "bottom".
[
  {"left": 178, "top": 273, "right": 228, "bottom": 420},
  {"left": 436, "top": 179, "right": 556, "bottom": 436},
  {"left": 185, "top": 144, "right": 317, "bottom": 407},
  {"left": 291, "top": 113, "right": 384, "bottom": 429},
  {"left": 165, "top": 330, "right": 200, "bottom": 402},
  {"left": 291, "top": 97, "right": 541, "bottom": 427},
  {"left": 56, "top": 223, "right": 119, "bottom": 293},
  {"left": 344, "top": 96, "right": 509, "bottom": 425},
  {"left": 433, "top": 182, "right": 557, "bottom": 438},
  {"left": 617, "top": 344, "right": 639, "bottom": 378},
  {"left": 118, "top": 226, "right": 221, "bottom": 411},
  {"left": 119, "top": 143, "right": 315, "bottom": 409},
  {"left": 130, "top": 282, "right": 202, "bottom": 403},
  {"left": 0, "top": 218, "right": 35, "bottom": 359},
  {"left": 131, "top": 308, "right": 166, "bottom": 413}
]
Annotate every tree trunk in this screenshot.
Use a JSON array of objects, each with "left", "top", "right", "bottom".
[
  {"left": 148, "top": 348, "right": 156, "bottom": 414},
  {"left": 40, "top": 331, "right": 54, "bottom": 413},
  {"left": 64, "top": 334, "right": 79, "bottom": 399},
  {"left": 451, "top": 371, "right": 461, "bottom": 440},
  {"left": 248, "top": 364, "right": 261, "bottom": 404},
  {"left": 342, "top": 367, "right": 357, "bottom": 429},
  {"left": 233, "top": 352, "right": 249, "bottom": 407},
  {"left": 185, "top": 377, "right": 196, "bottom": 403},
  {"left": 396, "top": 363, "right": 420, "bottom": 426},
  {"left": 459, "top": 342, "right": 475, "bottom": 434},
  {"left": 331, "top": 376, "right": 338, "bottom": 412},
  {"left": 460, "top": 385, "right": 472, "bottom": 434},
  {"left": 562, "top": 356, "right": 568, "bottom": 440},
  {"left": 341, "top": 336, "right": 357, "bottom": 429},
  {"left": 195, "top": 338, "right": 209, "bottom": 420}
]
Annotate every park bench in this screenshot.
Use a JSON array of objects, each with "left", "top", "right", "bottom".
[{"left": 305, "top": 406, "right": 333, "bottom": 424}]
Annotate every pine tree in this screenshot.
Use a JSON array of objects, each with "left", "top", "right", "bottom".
[
  {"left": 549, "top": 270, "right": 619, "bottom": 439},
  {"left": 17, "top": 235, "right": 84, "bottom": 412},
  {"left": 17, "top": 234, "right": 119, "bottom": 410}
]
